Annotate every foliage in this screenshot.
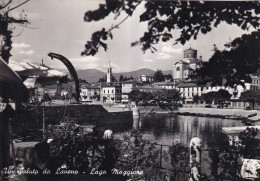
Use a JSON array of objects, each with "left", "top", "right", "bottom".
[
  {"left": 119, "top": 75, "right": 134, "bottom": 82},
  {"left": 153, "top": 89, "right": 181, "bottom": 104},
  {"left": 128, "top": 89, "right": 144, "bottom": 105},
  {"left": 165, "top": 74, "right": 173, "bottom": 82},
  {"left": 98, "top": 75, "right": 117, "bottom": 83},
  {"left": 82, "top": 1, "right": 260, "bottom": 56},
  {"left": 194, "top": 31, "right": 260, "bottom": 87},
  {"left": 168, "top": 143, "right": 189, "bottom": 171},
  {"left": 154, "top": 69, "right": 165, "bottom": 82},
  {"left": 240, "top": 90, "right": 260, "bottom": 109},
  {"left": 239, "top": 127, "right": 260, "bottom": 158},
  {"left": 0, "top": 0, "right": 30, "bottom": 63},
  {"left": 47, "top": 128, "right": 162, "bottom": 180},
  {"left": 48, "top": 133, "right": 121, "bottom": 174},
  {"left": 200, "top": 89, "right": 231, "bottom": 105},
  {"left": 129, "top": 89, "right": 180, "bottom": 106},
  {"left": 119, "top": 74, "right": 124, "bottom": 82},
  {"left": 78, "top": 78, "right": 88, "bottom": 84},
  {"left": 117, "top": 129, "right": 160, "bottom": 180},
  {"left": 240, "top": 90, "right": 260, "bottom": 102},
  {"left": 193, "top": 94, "right": 200, "bottom": 104},
  {"left": 217, "top": 145, "right": 244, "bottom": 180},
  {"left": 217, "top": 127, "right": 260, "bottom": 180}
]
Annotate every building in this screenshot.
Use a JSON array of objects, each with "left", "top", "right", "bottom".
[
  {"left": 100, "top": 62, "right": 122, "bottom": 104},
  {"left": 153, "top": 82, "right": 176, "bottom": 89},
  {"left": 173, "top": 48, "right": 202, "bottom": 80},
  {"left": 80, "top": 85, "right": 100, "bottom": 102},
  {"left": 133, "top": 85, "right": 165, "bottom": 93},
  {"left": 176, "top": 83, "right": 204, "bottom": 103},
  {"left": 101, "top": 84, "right": 122, "bottom": 103},
  {"left": 139, "top": 74, "right": 154, "bottom": 83},
  {"left": 121, "top": 80, "right": 138, "bottom": 103}
]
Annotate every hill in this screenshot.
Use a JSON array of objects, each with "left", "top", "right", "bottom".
[{"left": 73, "top": 68, "right": 172, "bottom": 83}]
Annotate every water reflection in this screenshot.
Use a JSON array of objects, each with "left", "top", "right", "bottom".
[
  {"left": 114, "top": 113, "right": 245, "bottom": 179},
  {"left": 139, "top": 114, "right": 244, "bottom": 149}
]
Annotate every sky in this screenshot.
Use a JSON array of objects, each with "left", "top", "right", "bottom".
[{"left": 9, "top": 0, "right": 256, "bottom": 73}]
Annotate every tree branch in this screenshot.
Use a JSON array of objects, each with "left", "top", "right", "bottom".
[
  {"left": 4, "top": 0, "right": 30, "bottom": 16},
  {"left": 6, "top": 16, "right": 28, "bottom": 24},
  {"left": 0, "top": 0, "right": 13, "bottom": 10},
  {"left": 107, "top": 1, "right": 141, "bottom": 33}
]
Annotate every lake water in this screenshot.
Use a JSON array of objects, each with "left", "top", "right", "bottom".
[
  {"left": 135, "top": 114, "right": 244, "bottom": 149},
  {"left": 114, "top": 113, "right": 245, "bottom": 180}
]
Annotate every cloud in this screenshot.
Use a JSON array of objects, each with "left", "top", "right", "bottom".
[
  {"left": 67, "top": 56, "right": 102, "bottom": 70},
  {"left": 18, "top": 50, "right": 35, "bottom": 55},
  {"left": 102, "top": 62, "right": 120, "bottom": 72},
  {"left": 154, "top": 44, "right": 183, "bottom": 60},
  {"left": 13, "top": 43, "right": 31, "bottom": 48},
  {"left": 143, "top": 59, "right": 154, "bottom": 62},
  {"left": 70, "top": 56, "right": 99, "bottom": 63},
  {"left": 161, "top": 46, "right": 183, "bottom": 54},
  {"left": 156, "top": 52, "right": 171, "bottom": 60}
]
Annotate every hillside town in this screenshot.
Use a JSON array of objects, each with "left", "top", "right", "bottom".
[{"left": 17, "top": 47, "right": 258, "bottom": 110}]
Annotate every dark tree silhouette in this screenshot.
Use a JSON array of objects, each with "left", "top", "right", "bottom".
[
  {"left": 194, "top": 31, "right": 260, "bottom": 87},
  {"left": 119, "top": 74, "right": 124, "bottom": 82},
  {"left": 240, "top": 90, "right": 260, "bottom": 110},
  {"left": 0, "top": 0, "right": 30, "bottom": 63},
  {"left": 153, "top": 69, "right": 165, "bottom": 82},
  {"left": 82, "top": 1, "right": 260, "bottom": 87},
  {"left": 82, "top": 1, "right": 260, "bottom": 56},
  {"left": 98, "top": 75, "right": 117, "bottom": 83}
]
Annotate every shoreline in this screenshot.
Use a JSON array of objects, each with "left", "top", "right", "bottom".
[{"left": 138, "top": 106, "right": 259, "bottom": 120}]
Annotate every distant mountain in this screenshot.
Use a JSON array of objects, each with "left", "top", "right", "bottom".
[
  {"left": 76, "top": 69, "right": 106, "bottom": 83},
  {"left": 66, "top": 68, "right": 172, "bottom": 83},
  {"left": 162, "top": 70, "right": 172, "bottom": 75},
  {"left": 113, "top": 68, "right": 155, "bottom": 81}
]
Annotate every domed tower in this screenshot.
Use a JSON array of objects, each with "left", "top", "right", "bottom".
[
  {"left": 184, "top": 48, "right": 197, "bottom": 61},
  {"left": 173, "top": 47, "right": 201, "bottom": 80}
]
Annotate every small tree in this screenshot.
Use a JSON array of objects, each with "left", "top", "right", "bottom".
[
  {"left": 216, "top": 89, "right": 231, "bottom": 108},
  {"left": 153, "top": 69, "right": 165, "bottom": 82},
  {"left": 119, "top": 74, "right": 124, "bottom": 82},
  {"left": 193, "top": 94, "right": 200, "bottom": 104},
  {"left": 240, "top": 90, "right": 260, "bottom": 110},
  {"left": 129, "top": 90, "right": 142, "bottom": 105}
]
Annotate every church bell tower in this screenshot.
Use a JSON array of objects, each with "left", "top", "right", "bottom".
[{"left": 107, "top": 61, "right": 112, "bottom": 83}]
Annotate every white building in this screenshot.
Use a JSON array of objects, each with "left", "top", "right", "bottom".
[
  {"left": 121, "top": 80, "right": 138, "bottom": 103},
  {"left": 173, "top": 48, "right": 202, "bottom": 80},
  {"left": 101, "top": 84, "right": 122, "bottom": 103},
  {"left": 100, "top": 62, "right": 122, "bottom": 104}
]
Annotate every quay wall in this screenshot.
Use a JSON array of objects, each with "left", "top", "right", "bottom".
[
  {"left": 12, "top": 104, "right": 133, "bottom": 133},
  {"left": 137, "top": 106, "right": 178, "bottom": 114}
]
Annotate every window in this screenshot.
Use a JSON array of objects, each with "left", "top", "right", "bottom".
[
  {"left": 104, "top": 90, "right": 105, "bottom": 93},
  {"left": 108, "top": 90, "right": 109, "bottom": 93},
  {"left": 112, "top": 90, "right": 114, "bottom": 93}
]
